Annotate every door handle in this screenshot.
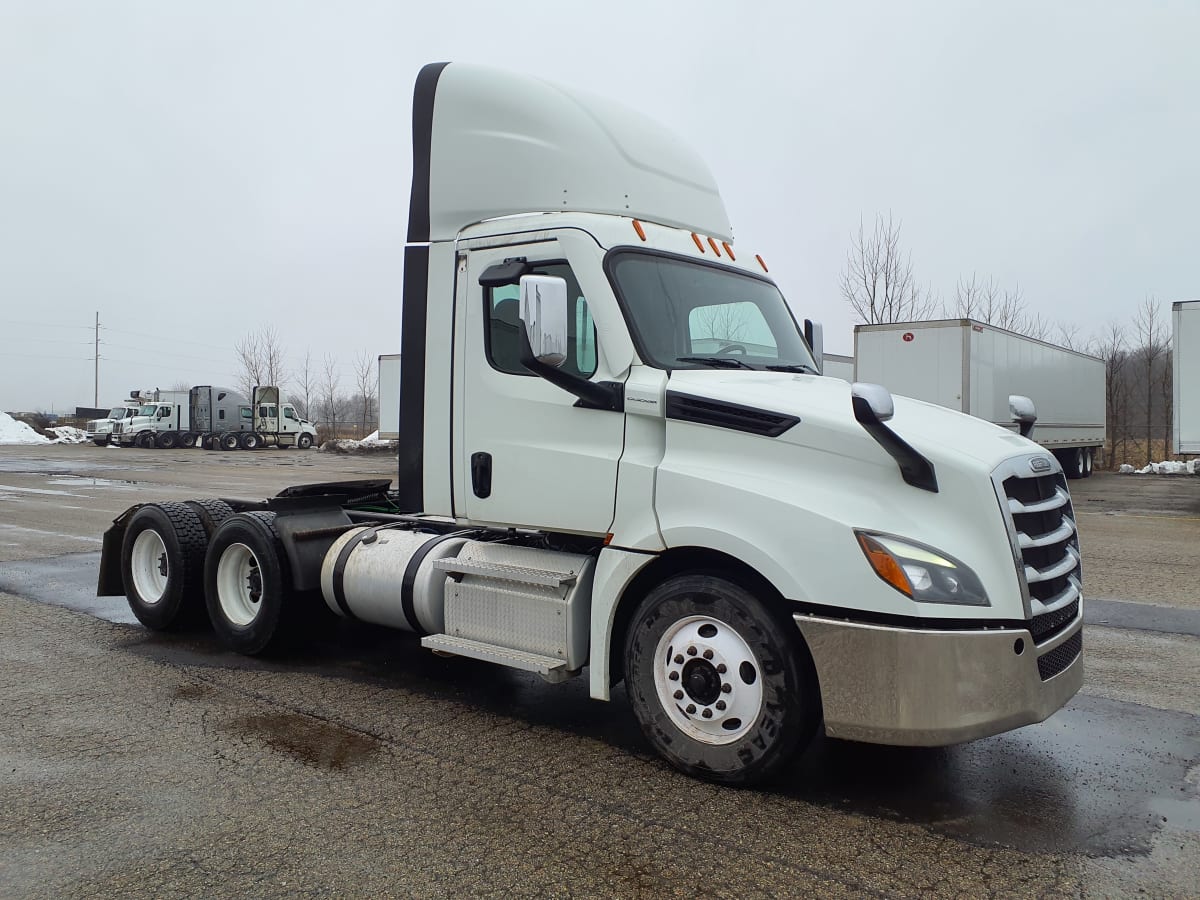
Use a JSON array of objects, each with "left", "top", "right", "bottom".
[{"left": 471, "top": 452, "right": 492, "bottom": 499}]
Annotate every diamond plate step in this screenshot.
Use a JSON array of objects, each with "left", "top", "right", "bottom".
[
  {"left": 421, "top": 634, "right": 571, "bottom": 681},
  {"left": 432, "top": 557, "right": 578, "bottom": 588}
]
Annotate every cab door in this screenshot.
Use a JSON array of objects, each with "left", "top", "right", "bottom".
[{"left": 457, "top": 239, "right": 625, "bottom": 535}]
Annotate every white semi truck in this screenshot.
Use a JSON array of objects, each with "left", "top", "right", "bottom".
[
  {"left": 1174, "top": 300, "right": 1200, "bottom": 455},
  {"left": 85, "top": 393, "right": 151, "bottom": 446},
  {"left": 98, "top": 63, "right": 1083, "bottom": 785},
  {"left": 855, "top": 320, "right": 1106, "bottom": 478},
  {"left": 112, "top": 386, "right": 317, "bottom": 450}
]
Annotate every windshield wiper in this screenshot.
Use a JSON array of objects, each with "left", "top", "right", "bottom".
[
  {"left": 676, "top": 356, "right": 756, "bottom": 370},
  {"left": 765, "top": 363, "right": 820, "bottom": 374}
]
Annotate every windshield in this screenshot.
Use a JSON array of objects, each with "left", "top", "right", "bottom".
[
  {"left": 607, "top": 251, "right": 817, "bottom": 372},
  {"left": 107, "top": 407, "right": 125, "bottom": 419},
  {"left": 138, "top": 404, "right": 157, "bottom": 416}
]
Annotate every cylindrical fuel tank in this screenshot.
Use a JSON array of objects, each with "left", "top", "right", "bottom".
[{"left": 320, "top": 527, "right": 470, "bottom": 633}]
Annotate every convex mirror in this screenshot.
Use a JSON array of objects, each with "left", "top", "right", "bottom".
[{"left": 519, "top": 275, "right": 569, "bottom": 369}]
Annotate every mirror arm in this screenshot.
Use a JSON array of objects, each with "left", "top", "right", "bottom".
[
  {"left": 518, "top": 332, "right": 623, "bottom": 412},
  {"left": 851, "top": 395, "right": 939, "bottom": 493}
]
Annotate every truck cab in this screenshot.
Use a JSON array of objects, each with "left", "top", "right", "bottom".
[{"left": 101, "top": 62, "right": 1083, "bottom": 784}]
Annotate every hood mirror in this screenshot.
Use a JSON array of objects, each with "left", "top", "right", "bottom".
[
  {"left": 851, "top": 382, "right": 937, "bottom": 492},
  {"left": 1009, "top": 394, "right": 1037, "bottom": 438},
  {"left": 851, "top": 382, "right": 894, "bottom": 423}
]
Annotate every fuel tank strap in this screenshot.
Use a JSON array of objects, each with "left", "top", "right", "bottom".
[
  {"left": 330, "top": 529, "right": 378, "bottom": 622},
  {"left": 401, "top": 532, "right": 471, "bottom": 635}
]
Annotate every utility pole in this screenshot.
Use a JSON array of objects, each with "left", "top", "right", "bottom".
[{"left": 94, "top": 311, "right": 99, "bottom": 407}]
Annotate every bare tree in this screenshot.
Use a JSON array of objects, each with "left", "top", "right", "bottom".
[
  {"left": 1160, "top": 348, "right": 1173, "bottom": 457},
  {"left": 839, "top": 213, "right": 937, "bottom": 324},
  {"left": 1134, "top": 296, "right": 1167, "bottom": 465},
  {"left": 1020, "top": 312, "right": 1052, "bottom": 342},
  {"left": 1054, "top": 322, "right": 1081, "bottom": 351},
  {"left": 353, "top": 350, "right": 377, "bottom": 438},
  {"left": 234, "top": 326, "right": 288, "bottom": 399},
  {"left": 1090, "top": 321, "right": 1129, "bottom": 469},
  {"left": 949, "top": 273, "right": 1026, "bottom": 330},
  {"left": 693, "top": 304, "right": 750, "bottom": 344},
  {"left": 319, "top": 353, "right": 341, "bottom": 441},
  {"left": 171, "top": 381, "right": 191, "bottom": 392},
  {"left": 293, "top": 348, "right": 315, "bottom": 420}
]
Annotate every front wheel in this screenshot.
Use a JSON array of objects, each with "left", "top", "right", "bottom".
[
  {"left": 92, "top": 438, "right": 108, "bottom": 447},
  {"left": 296, "top": 433, "right": 314, "bottom": 450},
  {"left": 624, "top": 574, "right": 819, "bottom": 785}
]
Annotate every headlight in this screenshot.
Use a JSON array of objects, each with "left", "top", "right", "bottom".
[{"left": 855, "top": 531, "right": 989, "bottom": 606}]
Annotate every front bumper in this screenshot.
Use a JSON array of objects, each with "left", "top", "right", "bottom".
[{"left": 794, "top": 609, "right": 1082, "bottom": 746}]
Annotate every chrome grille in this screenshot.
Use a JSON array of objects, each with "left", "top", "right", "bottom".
[{"left": 111, "top": 422, "right": 124, "bottom": 435}]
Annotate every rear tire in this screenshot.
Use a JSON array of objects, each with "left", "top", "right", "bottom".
[
  {"left": 1083, "top": 448, "right": 1094, "bottom": 478},
  {"left": 184, "top": 498, "right": 235, "bottom": 537},
  {"left": 120, "top": 502, "right": 208, "bottom": 630},
  {"left": 179, "top": 432, "right": 197, "bottom": 448},
  {"left": 624, "top": 574, "right": 820, "bottom": 785},
  {"left": 220, "top": 432, "right": 241, "bottom": 451},
  {"left": 204, "top": 512, "right": 313, "bottom": 655},
  {"left": 135, "top": 431, "right": 156, "bottom": 449},
  {"left": 156, "top": 431, "right": 179, "bottom": 449},
  {"left": 239, "top": 432, "right": 261, "bottom": 451}
]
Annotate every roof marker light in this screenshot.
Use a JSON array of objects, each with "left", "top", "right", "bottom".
[
  {"left": 691, "top": 233, "right": 706, "bottom": 253},
  {"left": 707, "top": 237, "right": 722, "bottom": 257},
  {"left": 632, "top": 219, "right": 646, "bottom": 241},
  {"left": 756, "top": 254, "right": 768, "bottom": 272},
  {"left": 722, "top": 241, "right": 735, "bottom": 261}
]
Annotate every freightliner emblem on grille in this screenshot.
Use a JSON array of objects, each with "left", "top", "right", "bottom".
[{"left": 1030, "top": 457, "right": 1052, "bottom": 473}]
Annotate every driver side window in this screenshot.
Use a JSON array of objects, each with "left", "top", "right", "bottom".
[{"left": 484, "top": 262, "right": 598, "bottom": 378}]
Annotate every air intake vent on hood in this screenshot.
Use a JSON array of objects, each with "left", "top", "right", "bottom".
[{"left": 665, "top": 392, "right": 799, "bottom": 437}]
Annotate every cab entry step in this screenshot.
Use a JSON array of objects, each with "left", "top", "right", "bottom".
[{"left": 420, "top": 634, "right": 570, "bottom": 682}]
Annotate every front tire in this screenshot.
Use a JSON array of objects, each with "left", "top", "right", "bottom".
[
  {"left": 92, "top": 438, "right": 108, "bottom": 447},
  {"left": 120, "top": 502, "right": 208, "bottom": 630},
  {"left": 204, "top": 512, "right": 309, "bottom": 655},
  {"left": 297, "top": 433, "right": 314, "bottom": 450},
  {"left": 624, "top": 574, "right": 819, "bottom": 785}
]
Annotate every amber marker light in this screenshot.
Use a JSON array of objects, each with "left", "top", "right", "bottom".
[
  {"left": 756, "top": 254, "right": 768, "bottom": 272},
  {"left": 722, "top": 241, "right": 735, "bottom": 260},
  {"left": 857, "top": 533, "right": 913, "bottom": 597},
  {"left": 632, "top": 219, "right": 646, "bottom": 241},
  {"left": 604, "top": 533, "right": 615, "bottom": 546},
  {"left": 707, "top": 237, "right": 722, "bottom": 256},
  {"left": 692, "top": 232, "right": 706, "bottom": 253}
]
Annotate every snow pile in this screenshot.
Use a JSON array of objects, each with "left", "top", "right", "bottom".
[
  {"left": 47, "top": 426, "right": 88, "bottom": 444},
  {"left": 319, "top": 432, "right": 397, "bottom": 454},
  {"left": 1120, "top": 459, "right": 1197, "bottom": 475},
  {"left": 0, "top": 411, "right": 50, "bottom": 444}
]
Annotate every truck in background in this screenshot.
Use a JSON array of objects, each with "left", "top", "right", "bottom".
[
  {"left": 85, "top": 392, "right": 152, "bottom": 446},
  {"left": 1174, "top": 300, "right": 1200, "bottom": 454},
  {"left": 378, "top": 353, "right": 401, "bottom": 440},
  {"left": 855, "top": 319, "right": 1106, "bottom": 478},
  {"left": 110, "top": 386, "right": 317, "bottom": 450},
  {"left": 99, "top": 62, "right": 1082, "bottom": 785}
]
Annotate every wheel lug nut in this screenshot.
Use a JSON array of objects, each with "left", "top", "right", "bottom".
[
  {"left": 673, "top": 690, "right": 684, "bottom": 700},
  {"left": 686, "top": 647, "right": 697, "bottom": 656},
  {"left": 702, "top": 708, "right": 713, "bottom": 718},
  {"left": 703, "top": 649, "right": 713, "bottom": 659},
  {"left": 686, "top": 704, "right": 696, "bottom": 715},
  {"left": 668, "top": 671, "right": 679, "bottom": 681},
  {"left": 716, "top": 664, "right": 727, "bottom": 674},
  {"left": 716, "top": 700, "right": 726, "bottom": 711},
  {"left": 674, "top": 654, "right": 684, "bottom": 664},
  {"left": 721, "top": 683, "right": 731, "bottom": 693}
]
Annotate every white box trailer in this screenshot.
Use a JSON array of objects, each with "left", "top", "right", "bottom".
[
  {"left": 821, "top": 353, "right": 854, "bottom": 382},
  {"left": 378, "top": 353, "right": 401, "bottom": 440},
  {"left": 854, "top": 319, "right": 1105, "bottom": 478},
  {"left": 1174, "top": 300, "right": 1200, "bottom": 454}
]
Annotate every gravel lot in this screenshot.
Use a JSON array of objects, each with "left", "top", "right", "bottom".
[{"left": 1, "top": 444, "right": 1197, "bottom": 897}]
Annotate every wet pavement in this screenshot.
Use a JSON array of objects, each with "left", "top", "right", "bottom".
[{"left": 1, "top": 445, "right": 1198, "bottom": 896}]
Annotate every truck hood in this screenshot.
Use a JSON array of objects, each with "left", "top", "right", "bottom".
[{"left": 666, "top": 369, "right": 1041, "bottom": 474}]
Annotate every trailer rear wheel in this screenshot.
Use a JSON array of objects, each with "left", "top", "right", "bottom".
[
  {"left": 204, "top": 512, "right": 309, "bottom": 654},
  {"left": 220, "top": 432, "right": 241, "bottom": 451},
  {"left": 1083, "top": 448, "right": 1094, "bottom": 477},
  {"left": 297, "top": 433, "right": 314, "bottom": 450},
  {"left": 121, "top": 502, "right": 208, "bottom": 630},
  {"left": 624, "top": 574, "right": 819, "bottom": 785}
]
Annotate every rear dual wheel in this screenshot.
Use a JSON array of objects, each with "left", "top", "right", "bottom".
[
  {"left": 624, "top": 574, "right": 820, "bottom": 785},
  {"left": 121, "top": 503, "right": 208, "bottom": 630}
]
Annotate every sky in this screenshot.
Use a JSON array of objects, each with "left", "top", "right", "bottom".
[{"left": 1, "top": 0, "right": 1197, "bottom": 412}]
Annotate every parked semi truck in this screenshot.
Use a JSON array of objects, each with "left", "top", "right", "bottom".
[
  {"left": 85, "top": 393, "right": 151, "bottom": 446},
  {"left": 112, "top": 385, "right": 317, "bottom": 450},
  {"left": 855, "top": 320, "right": 1106, "bottom": 478},
  {"left": 98, "top": 63, "right": 1083, "bottom": 785},
  {"left": 1174, "top": 300, "right": 1200, "bottom": 454},
  {"left": 821, "top": 353, "right": 854, "bottom": 382}
]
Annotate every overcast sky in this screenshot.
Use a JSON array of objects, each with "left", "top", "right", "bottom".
[{"left": 1, "top": 0, "right": 1197, "bottom": 412}]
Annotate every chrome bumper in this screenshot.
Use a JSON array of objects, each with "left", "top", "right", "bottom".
[{"left": 794, "top": 611, "right": 1082, "bottom": 746}]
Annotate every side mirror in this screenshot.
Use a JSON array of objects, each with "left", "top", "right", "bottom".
[
  {"left": 851, "top": 382, "right": 894, "bottom": 423},
  {"left": 804, "top": 319, "right": 824, "bottom": 373},
  {"left": 519, "top": 275, "right": 569, "bottom": 368},
  {"left": 1009, "top": 395, "right": 1037, "bottom": 439}
]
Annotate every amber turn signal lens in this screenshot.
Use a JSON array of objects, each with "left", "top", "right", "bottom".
[
  {"left": 707, "top": 236, "right": 721, "bottom": 256},
  {"left": 722, "top": 241, "right": 735, "bottom": 260},
  {"left": 857, "top": 533, "right": 913, "bottom": 597},
  {"left": 692, "top": 232, "right": 706, "bottom": 253},
  {"left": 756, "top": 254, "right": 768, "bottom": 272},
  {"left": 632, "top": 220, "right": 646, "bottom": 241}
]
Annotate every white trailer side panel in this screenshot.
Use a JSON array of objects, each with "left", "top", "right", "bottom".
[
  {"left": 821, "top": 353, "right": 854, "bottom": 382},
  {"left": 968, "top": 324, "right": 1105, "bottom": 449},
  {"left": 1175, "top": 300, "right": 1200, "bottom": 454},
  {"left": 854, "top": 322, "right": 966, "bottom": 412},
  {"left": 378, "top": 354, "right": 401, "bottom": 441}
]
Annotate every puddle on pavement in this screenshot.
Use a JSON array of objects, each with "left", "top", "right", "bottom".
[
  {"left": 46, "top": 476, "right": 140, "bottom": 489},
  {"left": 229, "top": 712, "right": 380, "bottom": 770}
]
